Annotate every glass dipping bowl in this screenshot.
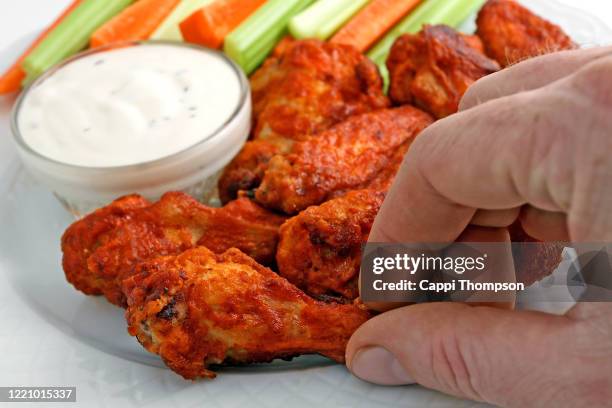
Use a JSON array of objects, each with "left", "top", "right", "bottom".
[{"left": 10, "top": 41, "right": 251, "bottom": 217}]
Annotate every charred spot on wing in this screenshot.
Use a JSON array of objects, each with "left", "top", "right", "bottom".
[
  {"left": 313, "top": 294, "right": 351, "bottom": 304},
  {"left": 156, "top": 298, "right": 177, "bottom": 320},
  {"left": 309, "top": 230, "right": 326, "bottom": 246},
  {"left": 336, "top": 245, "right": 352, "bottom": 258}
]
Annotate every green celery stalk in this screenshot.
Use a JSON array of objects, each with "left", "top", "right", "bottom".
[
  {"left": 224, "top": 0, "right": 316, "bottom": 75},
  {"left": 367, "top": 0, "right": 486, "bottom": 87},
  {"left": 22, "top": 0, "right": 134, "bottom": 84},
  {"left": 289, "top": 0, "right": 369, "bottom": 40},
  {"left": 150, "top": 0, "right": 214, "bottom": 41}
]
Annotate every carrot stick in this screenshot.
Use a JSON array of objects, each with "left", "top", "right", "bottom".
[
  {"left": 0, "top": 0, "right": 82, "bottom": 94},
  {"left": 180, "top": 0, "right": 266, "bottom": 49},
  {"left": 330, "top": 0, "right": 422, "bottom": 52},
  {"left": 90, "top": 0, "right": 181, "bottom": 48}
]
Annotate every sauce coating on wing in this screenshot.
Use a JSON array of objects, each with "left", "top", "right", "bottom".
[
  {"left": 251, "top": 39, "right": 389, "bottom": 142},
  {"left": 123, "top": 246, "right": 371, "bottom": 379},
  {"left": 255, "top": 106, "right": 433, "bottom": 214},
  {"left": 387, "top": 24, "right": 500, "bottom": 118},
  {"left": 61, "top": 194, "right": 151, "bottom": 297},
  {"left": 62, "top": 192, "right": 285, "bottom": 306},
  {"left": 476, "top": 0, "right": 576, "bottom": 67},
  {"left": 277, "top": 190, "right": 385, "bottom": 300},
  {"left": 219, "top": 39, "right": 389, "bottom": 203},
  {"left": 330, "top": 140, "right": 411, "bottom": 197}
]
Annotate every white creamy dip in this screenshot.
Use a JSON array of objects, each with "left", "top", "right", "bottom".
[{"left": 18, "top": 44, "right": 243, "bottom": 167}]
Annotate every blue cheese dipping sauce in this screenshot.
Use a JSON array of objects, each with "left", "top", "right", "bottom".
[
  {"left": 18, "top": 44, "right": 243, "bottom": 167},
  {"left": 11, "top": 42, "right": 251, "bottom": 216}
]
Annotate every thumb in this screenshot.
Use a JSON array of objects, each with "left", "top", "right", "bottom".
[{"left": 346, "top": 303, "right": 573, "bottom": 406}]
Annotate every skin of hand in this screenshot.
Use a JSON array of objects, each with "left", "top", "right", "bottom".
[{"left": 346, "top": 47, "right": 612, "bottom": 407}]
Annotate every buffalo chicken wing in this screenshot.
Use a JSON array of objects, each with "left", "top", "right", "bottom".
[
  {"left": 218, "top": 39, "right": 389, "bottom": 203},
  {"left": 276, "top": 190, "right": 385, "bottom": 300},
  {"left": 62, "top": 192, "right": 285, "bottom": 306},
  {"left": 123, "top": 246, "right": 371, "bottom": 379},
  {"left": 477, "top": 0, "right": 575, "bottom": 67},
  {"left": 387, "top": 25, "right": 500, "bottom": 118},
  {"left": 255, "top": 106, "right": 433, "bottom": 214},
  {"left": 61, "top": 194, "right": 151, "bottom": 299},
  {"left": 276, "top": 193, "right": 563, "bottom": 300}
]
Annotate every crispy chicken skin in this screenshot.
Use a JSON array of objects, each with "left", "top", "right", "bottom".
[
  {"left": 277, "top": 190, "right": 385, "bottom": 300},
  {"left": 330, "top": 141, "right": 411, "bottom": 198},
  {"left": 123, "top": 246, "right": 371, "bottom": 379},
  {"left": 476, "top": 0, "right": 576, "bottom": 67},
  {"left": 255, "top": 106, "right": 433, "bottom": 214},
  {"left": 387, "top": 25, "right": 500, "bottom": 118},
  {"left": 62, "top": 192, "right": 285, "bottom": 306},
  {"left": 219, "top": 39, "right": 389, "bottom": 203}
]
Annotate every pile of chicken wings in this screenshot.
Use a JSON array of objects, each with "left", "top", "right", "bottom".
[{"left": 62, "top": 0, "right": 574, "bottom": 379}]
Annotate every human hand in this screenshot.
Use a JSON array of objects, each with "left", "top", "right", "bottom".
[{"left": 346, "top": 47, "right": 612, "bottom": 407}]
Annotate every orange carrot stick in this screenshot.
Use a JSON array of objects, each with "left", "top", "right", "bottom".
[
  {"left": 0, "top": 0, "right": 82, "bottom": 94},
  {"left": 90, "top": 0, "right": 181, "bottom": 48},
  {"left": 180, "top": 0, "right": 266, "bottom": 49},
  {"left": 330, "top": 0, "right": 422, "bottom": 52}
]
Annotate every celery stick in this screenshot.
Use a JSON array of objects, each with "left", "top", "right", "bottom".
[
  {"left": 289, "top": 0, "right": 369, "bottom": 40},
  {"left": 150, "top": 0, "right": 214, "bottom": 41},
  {"left": 224, "top": 0, "right": 315, "bottom": 74},
  {"left": 367, "top": 0, "right": 486, "bottom": 89},
  {"left": 22, "top": 0, "right": 134, "bottom": 84}
]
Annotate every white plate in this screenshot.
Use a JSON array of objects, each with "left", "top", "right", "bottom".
[{"left": 0, "top": 1, "right": 611, "bottom": 407}]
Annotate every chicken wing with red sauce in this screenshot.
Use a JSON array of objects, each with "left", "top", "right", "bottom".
[
  {"left": 218, "top": 39, "right": 389, "bottom": 203},
  {"left": 275, "top": 194, "right": 563, "bottom": 301},
  {"left": 61, "top": 194, "right": 151, "bottom": 298},
  {"left": 387, "top": 25, "right": 500, "bottom": 118},
  {"left": 277, "top": 190, "right": 385, "bottom": 300},
  {"left": 123, "top": 246, "right": 371, "bottom": 379},
  {"left": 255, "top": 106, "right": 433, "bottom": 214},
  {"left": 476, "top": 0, "right": 576, "bottom": 67},
  {"left": 330, "top": 141, "right": 411, "bottom": 199},
  {"left": 62, "top": 192, "right": 285, "bottom": 306}
]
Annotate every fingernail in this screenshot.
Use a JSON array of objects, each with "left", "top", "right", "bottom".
[{"left": 350, "top": 346, "right": 415, "bottom": 385}]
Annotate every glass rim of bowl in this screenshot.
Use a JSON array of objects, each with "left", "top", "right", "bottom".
[{"left": 10, "top": 40, "right": 250, "bottom": 172}]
